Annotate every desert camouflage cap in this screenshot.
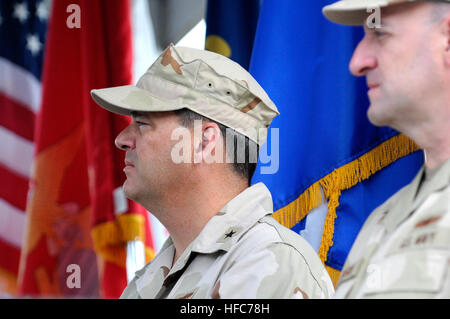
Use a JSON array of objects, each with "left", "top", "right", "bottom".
[
  {"left": 323, "top": 0, "right": 450, "bottom": 25},
  {"left": 91, "top": 44, "right": 279, "bottom": 146}
]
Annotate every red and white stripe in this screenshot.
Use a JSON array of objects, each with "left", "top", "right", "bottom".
[{"left": 0, "top": 56, "right": 40, "bottom": 283}]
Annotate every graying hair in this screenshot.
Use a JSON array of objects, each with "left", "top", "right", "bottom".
[{"left": 428, "top": 1, "right": 450, "bottom": 23}]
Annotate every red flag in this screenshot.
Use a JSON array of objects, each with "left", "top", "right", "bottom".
[{"left": 18, "top": 0, "right": 154, "bottom": 298}]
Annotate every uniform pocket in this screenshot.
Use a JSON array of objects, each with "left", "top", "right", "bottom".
[{"left": 364, "top": 250, "right": 449, "bottom": 296}]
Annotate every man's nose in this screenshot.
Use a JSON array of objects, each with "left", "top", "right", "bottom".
[
  {"left": 115, "top": 125, "right": 135, "bottom": 151},
  {"left": 349, "top": 37, "right": 377, "bottom": 77}
]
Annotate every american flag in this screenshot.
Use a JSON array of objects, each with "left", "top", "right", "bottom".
[{"left": 0, "top": 0, "right": 49, "bottom": 297}]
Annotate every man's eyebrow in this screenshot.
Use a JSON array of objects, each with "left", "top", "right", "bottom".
[
  {"left": 131, "top": 111, "right": 149, "bottom": 119},
  {"left": 363, "top": 23, "right": 389, "bottom": 33}
]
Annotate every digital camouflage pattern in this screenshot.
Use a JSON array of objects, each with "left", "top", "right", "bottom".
[
  {"left": 91, "top": 44, "right": 280, "bottom": 146},
  {"left": 335, "top": 159, "right": 450, "bottom": 298},
  {"left": 121, "top": 183, "right": 335, "bottom": 299}
]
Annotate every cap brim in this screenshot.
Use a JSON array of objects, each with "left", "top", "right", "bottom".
[
  {"left": 91, "top": 85, "right": 185, "bottom": 116},
  {"left": 322, "top": 0, "right": 405, "bottom": 25}
]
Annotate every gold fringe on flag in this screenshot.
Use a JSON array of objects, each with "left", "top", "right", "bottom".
[
  {"left": 272, "top": 133, "right": 420, "bottom": 284},
  {"left": 0, "top": 267, "right": 18, "bottom": 296},
  {"left": 91, "top": 214, "right": 155, "bottom": 267}
]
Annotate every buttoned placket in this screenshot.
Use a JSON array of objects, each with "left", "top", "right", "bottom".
[
  {"left": 381, "top": 167, "right": 424, "bottom": 234},
  {"left": 153, "top": 242, "right": 198, "bottom": 298},
  {"left": 342, "top": 218, "right": 387, "bottom": 298}
]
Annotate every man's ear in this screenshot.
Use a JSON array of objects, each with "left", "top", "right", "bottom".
[
  {"left": 201, "top": 123, "right": 224, "bottom": 164},
  {"left": 443, "top": 12, "right": 450, "bottom": 66},
  {"left": 202, "top": 126, "right": 217, "bottom": 147}
]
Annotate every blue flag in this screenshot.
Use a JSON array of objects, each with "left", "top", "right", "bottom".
[
  {"left": 250, "top": 0, "right": 424, "bottom": 285},
  {"left": 205, "top": 0, "right": 259, "bottom": 70}
]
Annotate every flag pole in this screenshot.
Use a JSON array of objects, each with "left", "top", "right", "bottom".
[{"left": 125, "top": 240, "right": 146, "bottom": 283}]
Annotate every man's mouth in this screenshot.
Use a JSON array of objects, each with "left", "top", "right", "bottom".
[{"left": 124, "top": 160, "right": 135, "bottom": 168}]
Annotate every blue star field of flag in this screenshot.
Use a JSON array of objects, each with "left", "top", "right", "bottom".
[{"left": 0, "top": 0, "right": 49, "bottom": 80}]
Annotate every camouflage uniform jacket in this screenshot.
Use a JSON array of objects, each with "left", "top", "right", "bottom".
[
  {"left": 335, "top": 158, "right": 450, "bottom": 298},
  {"left": 121, "top": 183, "right": 335, "bottom": 299}
]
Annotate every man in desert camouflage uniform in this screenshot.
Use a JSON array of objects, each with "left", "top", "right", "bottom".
[
  {"left": 322, "top": 0, "right": 450, "bottom": 298},
  {"left": 91, "top": 44, "right": 334, "bottom": 298}
]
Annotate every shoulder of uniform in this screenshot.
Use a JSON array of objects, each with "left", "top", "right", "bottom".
[
  {"left": 256, "top": 216, "right": 324, "bottom": 263},
  {"left": 258, "top": 216, "right": 305, "bottom": 244},
  {"left": 233, "top": 215, "right": 311, "bottom": 253}
]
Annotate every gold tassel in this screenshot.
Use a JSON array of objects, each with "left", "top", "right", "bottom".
[
  {"left": 91, "top": 213, "right": 155, "bottom": 267},
  {"left": 0, "top": 267, "right": 18, "bottom": 296},
  {"left": 272, "top": 134, "right": 420, "bottom": 285}
]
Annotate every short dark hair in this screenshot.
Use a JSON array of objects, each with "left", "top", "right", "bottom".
[
  {"left": 173, "top": 108, "right": 259, "bottom": 184},
  {"left": 429, "top": 2, "right": 450, "bottom": 23}
]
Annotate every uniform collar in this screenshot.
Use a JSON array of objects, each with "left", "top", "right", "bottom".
[
  {"left": 190, "top": 182, "right": 273, "bottom": 254},
  {"left": 134, "top": 182, "right": 273, "bottom": 280},
  {"left": 417, "top": 158, "right": 450, "bottom": 205},
  {"left": 134, "top": 239, "right": 174, "bottom": 279},
  {"left": 382, "top": 158, "right": 450, "bottom": 232},
  {"left": 380, "top": 166, "right": 422, "bottom": 232}
]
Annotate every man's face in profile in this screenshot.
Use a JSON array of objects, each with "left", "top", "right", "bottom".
[
  {"left": 349, "top": 3, "right": 443, "bottom": 130},
  {"left": 115, "top": 111, "right": 190, "bottom": 206}
]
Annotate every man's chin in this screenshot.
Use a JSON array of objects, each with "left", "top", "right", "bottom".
[
  {"left": 122, "top": 182, "right": 137, "bottom": 201},
  {"left": 367, "top": 104, "right": 389, "bottom": 127}
]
